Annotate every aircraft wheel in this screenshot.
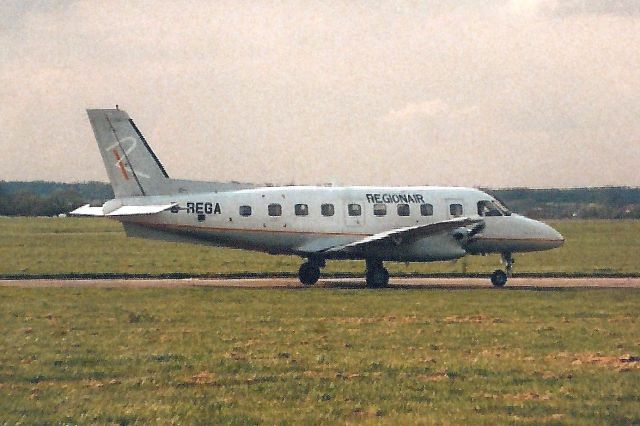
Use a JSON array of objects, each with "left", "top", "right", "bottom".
[
  {"left": 491, "top": 269, "right": 508, "bottom": 287},
  {"left": 366, "top": 267, "right": 389, "bottom": 288},
  {"left": 382, "top": 268, "right": 389, "bottom": 286},
  {"left": 298, "top": 262, "right": 320, "bottom": 285}
]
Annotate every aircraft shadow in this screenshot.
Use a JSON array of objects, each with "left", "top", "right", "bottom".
[{"left": 313, "top": 280, "right": 573, "bottom": 292}]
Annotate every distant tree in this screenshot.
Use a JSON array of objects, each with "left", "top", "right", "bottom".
[
  {"left": 8, "top": 190, "right": 40, "bottom": 216},
  {"left": 2, "top": 181, "right": 640, "bottom": 218},
  {"left": 578, "top": 205, "right": 613, "bottom": 219},
  {"left": 41, "top": 189, "right": 84, "bottom": 216},
  {"left": 0, "top": 181, "right": 8, "bottom": 215}
]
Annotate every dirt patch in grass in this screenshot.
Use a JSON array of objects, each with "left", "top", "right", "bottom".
[
  {"left": 190, "top": 371, "right": 217, "bottom": 385},
  {"left": 549, "top": 352, "right": 640, "bottom": 371},
  {"left": 504, "top": 392, "right": 553, "bottom": 401},
  {"left": 443, "top": 315, "right": 504, "bottom": 324},
  {"left": 334, "top": 315, "right": 420, "bottom": 324},
  {"left": 416, "top": 373, "right": 450, "bottom": 382}
]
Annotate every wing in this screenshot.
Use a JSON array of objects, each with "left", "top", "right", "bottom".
[
  {"left": 323, "top": 217, "right": 484, "bottom": 254},
  {"left": 70, "top": 203, "right": 178, "bottom": 217}
]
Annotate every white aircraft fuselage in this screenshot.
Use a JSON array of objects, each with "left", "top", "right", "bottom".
[
  {"left": 72, "top": 109, "right": 564, "bottom": 287},
  {"left": 116, "top": 186, "right": 562, "bottom": 261}
]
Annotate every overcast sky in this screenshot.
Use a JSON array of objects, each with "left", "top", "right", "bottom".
[{"left": 1, "top": 0, "right": 639, "bottom": 188}]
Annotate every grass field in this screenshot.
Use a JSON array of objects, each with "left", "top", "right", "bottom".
[
  {"left": 1, "top": 287, "right": 639, "bottom": 424},
  {"left": 0, "top": 217, "right": 639, "bottom": 277},
  {"left": 1, "top": 218, "right": 639, "bottom": 424}
]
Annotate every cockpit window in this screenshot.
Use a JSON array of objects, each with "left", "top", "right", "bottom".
[
  {"left": 493, "top": 198, "right": 511, "bottom": 216},
  {"left": 477, "top": 200, "right": 510, "bottom": 217}
]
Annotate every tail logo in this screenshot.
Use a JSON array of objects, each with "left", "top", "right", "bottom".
[
  {"left": 111, "top": 148, "right": 129, "bottom": 180},
  {"left": 106, "top": 137, "right": 150, "bottom": 180}
]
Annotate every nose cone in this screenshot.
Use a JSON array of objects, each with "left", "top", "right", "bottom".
[
  {"left": 500, "top": 215, "right": 565, "bottom": 252},
  {"left": 515, "top": 216, "right": 565, "bottom": 251},
  {"left": 538, "top": 221, "right": 565, "bottom": 249},
  {"left": 465, "top": 215, "right": 565, "bottom": 253}
]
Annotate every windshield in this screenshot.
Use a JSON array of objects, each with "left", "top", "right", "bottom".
[
  {"left": 492, "top": 198, "right": 511, "bottom": 215},
  {"left": 477, "top": 199, "right": 511, "bottom": 216}
]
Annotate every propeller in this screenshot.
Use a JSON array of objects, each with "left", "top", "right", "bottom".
[
  {"left": 467, "top": 221, "right": 486, "bottom": 239},
  {"left": 452, "top": 220, "right": 485, "bottom": 243}
]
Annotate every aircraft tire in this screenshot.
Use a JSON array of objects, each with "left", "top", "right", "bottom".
[
  {"left": 366, "top": 267, "right": 389, "bottom": 288},
  {"left": 299, "top": 263, "right": 320, "bottom": 285},
  {"left": 491, "top": 269, "right": 507, "bottom": 287}
]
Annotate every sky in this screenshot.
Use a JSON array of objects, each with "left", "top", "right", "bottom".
[{"left": 1, "top": 0, "right": 639, "bottom": 188}]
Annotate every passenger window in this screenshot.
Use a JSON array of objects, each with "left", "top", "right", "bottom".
[
  {"left": 373, "top": 203, "right": 387, "bottom": 216},
  {"left": 450, "top": 204, "right": 463, "bottom": 217},
  {"left": 239, "top": 205, "right": 252, "bottom": 217},
  {"left": 397, "top": 204, "right": 410, "bottom": 217},
  {"left": 420, "top": 203, "right": 433, "bottom": 216},
  {"left": 295, "top": 204, "right": 308, "bottom": 216},
  {"left": 268, "top": 203, "right": 282, "bottom": 216},
  {"left": 197, "top": 213, "right": 206, "bottom": 222},
  {"left": 321, "top": 203, "right": 335, "bottom": 217},
  {"left": 348, "top": 203, "right": 362, "bottom": 216}
]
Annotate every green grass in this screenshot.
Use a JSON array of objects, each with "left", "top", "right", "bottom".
[
  {"left": 0, "top": 287, "right": 639, "bottom": 424},
  {"left": 0, "top": 217, "right": 639, "bottom": 276},
  {"left": 1, "top": 218, "right": 639, "bottom": 423}
]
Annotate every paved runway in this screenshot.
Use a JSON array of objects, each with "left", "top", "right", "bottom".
[{"left": 1, "top": 277, "right": 640, "bottom": 289}]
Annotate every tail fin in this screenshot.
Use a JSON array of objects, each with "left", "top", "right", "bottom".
[{"left": 87, "top": 109, "right": 169, "bottom": 197}]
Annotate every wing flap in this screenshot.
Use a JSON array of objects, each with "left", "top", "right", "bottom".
[{"left": 324, "top": 217, "right": 483, "bottom": 253}]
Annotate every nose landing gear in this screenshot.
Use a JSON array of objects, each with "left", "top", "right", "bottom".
[
  {"left": 491, "top": 252, "right": 514, "bottom": 287},
  {"left": 490, "top": 269, "right": 507, "bottom": 287}
]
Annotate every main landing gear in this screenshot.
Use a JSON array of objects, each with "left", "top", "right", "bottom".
[
  {"left": 491, "top": 252, "right": 514, "bottom": 288},
  {"left": 298, "top": 258, "right": 324, "bottom": 285},
  {"left": 365, "top": 259, "right": 389, "bottom": 288},
  {"left": 297, "top": 258, "right": 389, "bottom": 288}
]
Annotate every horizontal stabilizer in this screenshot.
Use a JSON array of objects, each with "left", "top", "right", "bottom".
[
  {"left": 69, "top": 204, "right": 105, "bottom": 216},
  {"left": 70, "top": 203, "right": 177, "bottom": 217},
  {"left": 106, "top": 203, "right": 177, "bottom": 216}
]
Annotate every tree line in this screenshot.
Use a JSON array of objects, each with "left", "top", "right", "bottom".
[
  {"left": 0, "top": 181, "right": 113, "bottom": 217},
  {"left": 487, "top": 187, "right": 640, "bottom": 219},
  {"left": 1, "top": 180, "right": 639, "bottom": 219}
]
